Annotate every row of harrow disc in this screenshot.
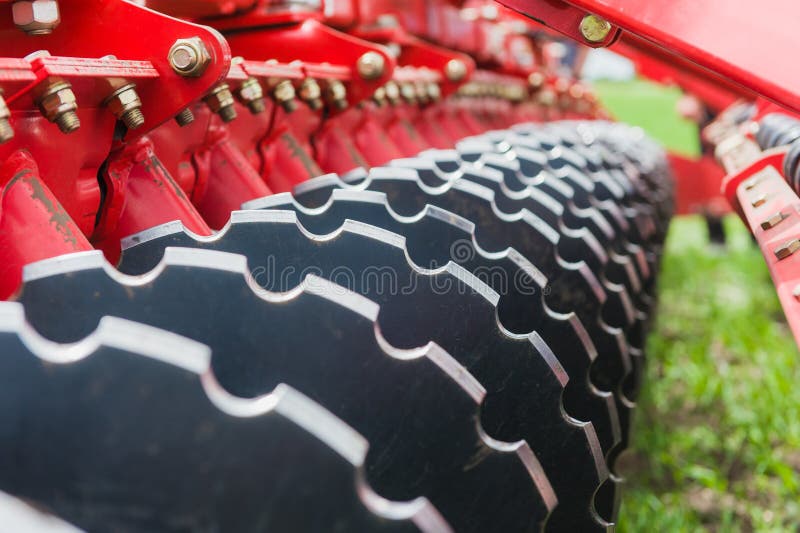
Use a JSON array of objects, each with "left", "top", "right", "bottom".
[{"left": 0, "top": 120, "right": 673, "bottom": 532}]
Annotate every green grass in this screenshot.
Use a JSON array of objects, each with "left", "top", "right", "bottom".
[
  {"left": 618, "top": 216, "right": 800, "bottom": 531},
  {"left": 593, "top": 78, "right": 701, "bottom": 157}
]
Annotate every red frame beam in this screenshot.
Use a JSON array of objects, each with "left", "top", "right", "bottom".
[{"left": 499, "top": 0, "right": 800, "bottom": 114}]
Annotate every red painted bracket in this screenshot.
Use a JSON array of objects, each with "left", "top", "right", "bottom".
[
  {"left": 497, "top": 0, "right": 621, "bottom": 48},
  {"left": 736, "top": 164, "right": 800, "bottom": 345},
  {"left": 0, "top": 0, "right": 231, "bottom": 140},
  {"left": 497, "top": 0, "right": 800, "bottom": 114}
]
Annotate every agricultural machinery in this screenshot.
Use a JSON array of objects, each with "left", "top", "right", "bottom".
[{"left": 0, "top": 0, "right": 795, "bottom": 530}]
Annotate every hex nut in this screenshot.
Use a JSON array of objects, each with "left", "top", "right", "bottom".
[
  {"left": 270, "top": 79, "right": 298, "bottom": 113},
  {"left": 37, "top": 80, "right": 80, "bottom": 133},
  {"left": 12, "top": 0, "right": 60, "bottom": 35},
  {"left": 579, "top": 14, "right": 612, "bottom": 43},
  {"left": 104, "top": 84, "right": 144, "bottom": 130},
  {"left": 298, "top": 79, "right": 323, "bottom": 111},
  {"left": 237, "top": 77, "right": 266, "bottom": 114},
  {"left": 324, "top": 80, "right": 348, "bottom": 111},
  {"left": 204, "top": 84, "right": 237, "bottom": 123},
  {"left": 0, "top": 92, "right": 13, "bottom": 143},
  {"left": 169, "top": 37, "right": 212, "bottom": 78}
]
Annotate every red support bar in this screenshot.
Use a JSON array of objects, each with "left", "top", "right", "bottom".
[{"left": 499, "top": 0, "right": 800, "bottom": 114}]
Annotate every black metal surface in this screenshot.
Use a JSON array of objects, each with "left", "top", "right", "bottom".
[
  {"left": 17, "top": 252, "right": 553, "bottom": 533},
  {"left": 246, "top": 192, "right": 623, "bottom": 457},
  {"left": 118, "top": 211, "right": 612, "bottom": 530},
  {"left": 0, "top": 302, "right": 434, "bottom": 532}
]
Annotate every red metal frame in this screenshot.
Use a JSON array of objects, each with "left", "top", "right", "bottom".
[{"left": 500, "top": 0, "right": 800, "bottom": 114}]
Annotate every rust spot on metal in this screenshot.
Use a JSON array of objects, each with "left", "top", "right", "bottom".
[
  {"left": 13, "top": 170, "right": 82, "bottom": 248},
  {"left": 148, "top": 155, "right": 190, "bottom": 201},
  {"left": 281, "top": 132, "right": 322, "bottom": 177}
]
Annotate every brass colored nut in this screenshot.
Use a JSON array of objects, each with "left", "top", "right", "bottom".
[
  {"left": 104, "top": 84, "right": 144, "bottom": 130},
  {"left": 324, "top": 80, "right": 348, "bottom": 111},
  {"left": 203, "top": 84, "right": 237, "bottom": 123},
  {"left": 356, "top": 51, "right": 385, "bottom": 80},
  {"left": 528, "top": 71, "right": 545, "bottom": 90},
  {"left": 444, "top": 59, "right": 467, "bottom": 82},
  {"left": 761, "top": 211, "right": 789, "bottom": 230},
  {"left": 0, "top": 91, "right": 13, "bottom": 144},
  {"left": 743, "top": 175, "right": 763, "bottom": 191},
  {"left": 427, "top": 82, "right": 441, "bottom": 102},
  {"left": 579, "top": 14, "right": 612, "bottom": 43},
  {"left": 751, "top": 194, "right": 767, "bottom": 208},
  {"left": 298, "top": 78, "right": 323, "bottom": 111},
  {"left": 168, "top": 37, "right": 211, "bottom": 77},
  {"left": 270, "top": 79, "right": 297, "bottom": 113},
  {"left": 175, "top": 108, "right": 195, "bottom": 127},
  {"left": 12, "top": 0, "right": 60, "bottom": 35},
  {"left": 384, "top": 81, "right": 400, "bottom": 105},
  {"left": 238, "top": 77, "right": 266, "bottom": 115},
  {"left": 36, "top": 80, "right": 79, "bottom": 133},
  {"left": 774, "top": 238, "right": 800, "bottom": 260},
  {"left": 400, "top": 82, "right": 417, "bottom": 104},
  {"left": 415, "top": 81, "right": 430, "bottom": 104},
  {"left": 372, "top": 86, "right": 387, "bottom": 107}
]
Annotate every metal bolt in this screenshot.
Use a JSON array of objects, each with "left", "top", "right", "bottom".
[
  {"left": 36, "top": 79, "right": 79, "bottom": 133},
  {"left": 579, "top": 14, "right": 612, "bottom": 43},
  {"left": 751, "top": 194, "right": 767, "bottom": 208},
  {"left": 270, "top": 79, "right": 297, "bottom": 113},
  {"left": 415, "top": 81, "right": 430, "bottom": 104},
  {"left": 175, "top": 108, "right": 195, "bottom": 127},
  {"left": 168, "top": 37, "right": 211, "bottom": 77},
  {"left": 528, "top": 71, "right": 545, "bottom": 90},
  {"left": 324, "top": 79, "right": 348, "bottom": 111},
  {"left": 298, "top": 78, "right": 323, "bottom": 111},
  {"left": 356, "top": 51, "right": 385, "bottom": 80},
  {"left": 0, "top": 91, "right": 13, "bottom": 144},
  {"left": 427, "top": 82, "right": 441, "bottom": 102},
  {"left": 203, "top": 84, "right": 237, "bottom": 123},
  {"left": 103, "top": 83, "right": 145, "bottom": 130},
  {"left": 372, "top": 86, "right": 387, "bottom": 107},
  {"left": 237, "top": 77, "right": 266, "bottom": 115},
  {"left": 774, "top": 238, "right": 800, "bottom": 260},
  {"left": 761, "top": 211, "right": 789, "bottom": 230},
  {"left": 12, "top": 0, "right": 60, "bottom": 35},
  {"left": 384, "top": 81, "right": 401, "bottom": 105},
  {"left": 743, "top": 175, "right": 763, "bottom": 191},
  {"left": 444, "top": 59, "right": 468, "bottom": 82},
  {"left": 400, "top": 82, "right": 417, "bottom": 104}
]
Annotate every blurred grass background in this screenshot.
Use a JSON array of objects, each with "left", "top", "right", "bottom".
[{"left": 595, "top": 79, "right": 800, "bottom": 530}]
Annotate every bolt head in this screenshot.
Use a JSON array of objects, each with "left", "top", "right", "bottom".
[
  {"left": 761, "top": 211, "right": 789, "bottom": 230},
  {"left": 238, "top": 78, "right": 265, "bottom": 103},
  {"left": 444, "top": 59, "right": 468, "bottom": 82},
  {"left": 579, "top": 14, "right": 612, "bottom": 43},
  {"left": 203, "top": 84, "right": 236, "bottom": 118},
  {"left": 356, "top": 51, "right": 385, "bottom": 81},
  {"left": 169, "top": 37, "right": 211, "bottom": 77},
  {"left": 12, "top": 0, "right": 60, "bottom": 35},
  {"left": 775, "top": 238, "right": 800, "bottom": 260}
]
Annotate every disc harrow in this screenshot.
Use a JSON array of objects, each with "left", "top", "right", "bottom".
[
  {"left": 16, "top": 249, "right": 555, "bottom": 532},
  {"left": 118, "top": 210, "right": 611, "bottom": 530},
  {"left": 0, "top": 301, "right": 451, "bottom": 532},
  {"left": 0, "top": 0, "right": 682, "bottom": 530}
]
